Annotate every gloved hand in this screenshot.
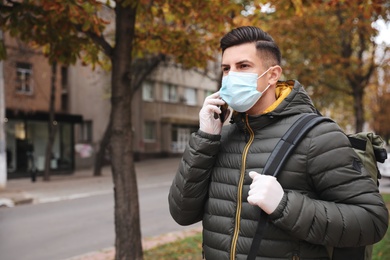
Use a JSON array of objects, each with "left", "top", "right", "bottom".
[
  {"left": 199, "top": 92, "right": 229, "bottom": 135},
  {"left": 247, "top": 171, "right": 284, "bottom": 215}
]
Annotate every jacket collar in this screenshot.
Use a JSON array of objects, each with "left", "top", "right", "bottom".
[{"left": 230, "top": 80, "right": 317, "bottom": 131}]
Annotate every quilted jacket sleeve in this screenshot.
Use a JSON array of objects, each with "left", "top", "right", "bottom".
[
  {"left": 168, "top": 130, "right": 221, "bottom": 226},
  {"left": 269, "top": 121, "right": 389, "bottom": 247}
]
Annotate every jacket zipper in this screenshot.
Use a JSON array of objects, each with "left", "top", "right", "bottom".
[{"left": 230, "top": 115, "right": 255, "bottom": 260}]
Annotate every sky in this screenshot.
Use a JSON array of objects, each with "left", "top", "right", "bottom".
[{"left": 374, "top": 19, "right": 390, "bottom": 44}]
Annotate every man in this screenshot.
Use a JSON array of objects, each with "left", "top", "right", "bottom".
[{"left": 168, "top": 26, "right": 388, "bottom": 259}]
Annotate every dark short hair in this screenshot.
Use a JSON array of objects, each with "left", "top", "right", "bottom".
[{"left": 220, "top": 26, "right": 281, "bottom": 67}]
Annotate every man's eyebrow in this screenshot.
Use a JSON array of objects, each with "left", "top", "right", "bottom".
[
  {"left": 236, "top": 59, "right": 252, "bottom": 65},
  {"left": 221, "top": 60, "right": 252, "bottom": 67}
]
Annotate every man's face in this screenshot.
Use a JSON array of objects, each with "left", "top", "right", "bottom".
[{"left": 221, "top": 42, "right": 269, "bottom": 93}]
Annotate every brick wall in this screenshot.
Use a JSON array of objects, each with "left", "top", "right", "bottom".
[{"left": 3, "top": 34, "right": 63, "bottom": 113}]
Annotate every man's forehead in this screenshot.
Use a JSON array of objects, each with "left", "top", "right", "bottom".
[{"left": 222, "top": 44, "right": 260, "bottom": 65}]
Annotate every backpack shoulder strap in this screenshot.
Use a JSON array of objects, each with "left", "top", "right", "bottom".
[
  {"left": 263, "top": 113, "right": 333, "bottom": 177},
  {"left": 247, "top": 113, "right": 332, "bottom": 260}
]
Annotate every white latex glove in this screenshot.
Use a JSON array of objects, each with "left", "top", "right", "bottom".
[
  {"left": 199, "top": 92, "right": 227, "bottom": 135},
  {"left": 247, "top": 171, "right": 284, "bottom": 215}
]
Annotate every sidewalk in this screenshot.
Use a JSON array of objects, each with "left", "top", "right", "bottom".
[
  {"left": 0, "top": 164, "right": 114, "bottom": 207},
  {"left": 0, "top": 157, "right": 181, "bottom": 207}
]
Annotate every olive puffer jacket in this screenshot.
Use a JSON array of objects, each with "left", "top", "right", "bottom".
[{"left": 168, "top": 80, "right": 389, "bottom": 260}]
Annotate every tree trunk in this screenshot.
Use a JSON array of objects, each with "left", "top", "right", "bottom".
[
  {"left": 44, "top": 62, "right": 57, "bottom": 181},
  {"left": 93, "top": 119, "right": 111, "bottom": 176},
  {"left": 111, "top": 2, "right": 142, "bottom": 260},
  {"left": 92, "top": 55, "right": 165, "bottom": 177},
  {"left": 352, "top": 84, "right": 365, "bottom": 133}
]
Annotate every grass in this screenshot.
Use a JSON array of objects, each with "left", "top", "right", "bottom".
[
  {"left": 372, "top": 193, "right": 390, "bottom": 260},
  {"left": 144, "top": 194, "right": 390, "bottom": 260},
  {"left": 144, "top": 232, "right": 203, "bottom": 260}
]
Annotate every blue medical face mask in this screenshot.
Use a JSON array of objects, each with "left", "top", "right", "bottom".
[{"left": 220, "top": 68, "right": 271, "bottom": 112}]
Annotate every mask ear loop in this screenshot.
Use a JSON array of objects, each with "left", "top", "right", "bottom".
[
  {"left": 261, "top": 84, "right": 271, "bottom": 94},
  {"left": 257, "top": 67, "right": 272, "bottom": 79},
  {"left": 257, "top": 67, "right": 272, "bottom": 94}
]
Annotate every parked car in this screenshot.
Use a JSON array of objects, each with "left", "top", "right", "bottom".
[{"left": 378, "top": 153, "right": 390, "bottom": 178}]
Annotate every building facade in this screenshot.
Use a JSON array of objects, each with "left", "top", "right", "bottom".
[
  {"left": 135, "top": 64, "right": 220, "bottom": 159},
  {"left": 3, "top": 34, "right": 82, "bottom": 178},
  {"left": 68, "top": 61, "right": 220, "bottom": 167}
]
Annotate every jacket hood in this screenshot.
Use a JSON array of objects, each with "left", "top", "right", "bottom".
[{"left": 230, "top": 80, "right": 317, "bottom": 130}]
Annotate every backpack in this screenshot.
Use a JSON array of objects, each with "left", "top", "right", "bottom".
[
  {"left": 247, "top": 113, "right": 388, "bottom": 260},
  {"left": 348, "top": 132, "right": 387, "bottom": 185}
]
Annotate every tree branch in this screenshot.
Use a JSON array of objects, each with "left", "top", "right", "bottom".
[
  {"left": 73, "top": 24, "right": 113, "bottom": 58},
  {"left": 131, "top": 53, "right": 166, "bottom": 95},
  {"left": 319, "top": 79, "right": 353, "bottom": 95}
]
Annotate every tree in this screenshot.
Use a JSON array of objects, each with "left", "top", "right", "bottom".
[
  {"left": 0, "top": 1, "right": 250, "bottom": 259},
  {"left": 93, "top": 54, "right": 167, "bottom": 177},
  {"left": 245, "top": 0, "right": 390, "bottom": 132},
  {"left": 368, "top": 54, "right": 390, "bottom": 144}
]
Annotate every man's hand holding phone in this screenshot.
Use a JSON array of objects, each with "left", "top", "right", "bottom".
[{"left": 199, "top": 92, "right": 230, "bottom": 135}]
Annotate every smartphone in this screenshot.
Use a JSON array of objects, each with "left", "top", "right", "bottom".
[{"left": 219, "top": 103, "right": 229, "bottom": 123}]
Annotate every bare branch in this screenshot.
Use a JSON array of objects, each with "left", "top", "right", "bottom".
[
  {"left": 131, "top": 53, "right": 166, "bottom": 95},
  {"left": 83, "top": 28, "right": 114, "bottom": 58}
]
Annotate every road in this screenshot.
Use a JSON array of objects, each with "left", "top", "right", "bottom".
[{"left": 0, "top": 172, "right": 200, "bottom": 260}]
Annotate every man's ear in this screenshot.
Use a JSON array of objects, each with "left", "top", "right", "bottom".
[{"left": 268, "top": 65, "right": 282, "bottom": 85}]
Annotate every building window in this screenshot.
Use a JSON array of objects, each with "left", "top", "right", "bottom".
[
  {"left": 16, "top": 62, "right": 33, "bottom": 94},
  {"left": 61, "top": 66, "right": 68, "bottom": 92},
  {"left": 171, "top": 125, "right": 197, "bottom": 153},
  {"left": 144, "top": 121, "right": 156, "bottom": 141},
  {"left": 142, "top": 81, "right": 154, "bottom": 101},
  {"left": 162, "top": 83, "right": 178, "bottom": 103},
  {"left": 184, "top": 88, "right": 197, "bottom": 106},
  {"left": 78, "top": 121, "right": 92, "bottom": 143}
]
